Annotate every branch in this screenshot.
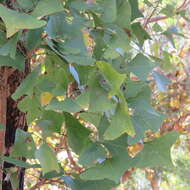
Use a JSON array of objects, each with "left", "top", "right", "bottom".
[
  {"left": 147, "top": 0, "right": 190, "bottom": 24},
  {"left": 64, "top": 135, "right": 83, "bottom": 173}
]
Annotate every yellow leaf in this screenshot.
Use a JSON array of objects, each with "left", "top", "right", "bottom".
[
  {"left": 170, "top": 98, "right": 180, "bottom": 109},
  {"left": 40, "top": 92, "right": 53, "bottom": 106}
]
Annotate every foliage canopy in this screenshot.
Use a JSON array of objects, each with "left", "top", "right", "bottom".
[{"left": 0, "top": 0, "right": 189, "bottom": 189}]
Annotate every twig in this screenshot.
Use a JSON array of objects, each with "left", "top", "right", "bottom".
[
  {"left": 64, "top": 136, "right": 83, "bottom": 173},
  {"left": 144, "top": 0, "right": 161, "bottom": 28},
  {"left": 147, "top": 0, "right": 190, "bottom": 24}
]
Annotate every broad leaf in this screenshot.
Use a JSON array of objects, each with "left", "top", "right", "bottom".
[
  {"left": 17, "top": 95, "right": 42, "bottom": 124},
  {"left": 11, "top": 129, "right": 36, "bottom": 158},
  {"left": 88, "top": 74, "right": 115, "bottom": 112},
  {"left": 152, "top": 71, "right": 171, "bottom": 92},
  {"left": 0, "top": 4, "right": 46, "bottom": 37},
  {"left": 63, "top": 177, "right": 116, "bottom": 190},
  {"left": 131, "top": 22, "right": 151, "bottom": 46},
  {"left": 127, "top": 54, "right": 155, "bottom": 81},
  {"left": 134, "top": 131, "right": 179, "bottom": 168},
  {"left": 100, "top": 0, "right": 117, "bottom": 23},
  {"left": 115, "top": 0, "right": 131, "bottom": 28},
  {"left": 0, "top": 54, "right": 24, "bottom": 71},
  {"left": 12, "top": 68, "right": 39, "bottom": 100},
  {"left": 35, "top": 143, "right": 60, "bottom": 175},
  {"left": 64, "top": 113, "right": 92, "bottom": 154},
  {"left": 0, "top": 32, "right": 20, "bottom": 59},
  {"left": 46, "top": 98, "right": 81, "bottom": 113},
  {"left": 32, "top": 0, "right": 64, "bottom": 18},
  {"left": 129, "top": 0, "right": 143, "bottom": 21},
  {"left": 79, "top": 143, "right": 107, "bottom": 166},
  {"left": 104, "top": 102, "right": 135, "bottom": 140},
  {"left": 81, "top": 135, "right": 134, "bottom": 182},
  {"left": 2, "top": 156, "right": 40, "bottom": 169},
  {"left": 96, "top": 61, "right": 126, "bottom": 96}
]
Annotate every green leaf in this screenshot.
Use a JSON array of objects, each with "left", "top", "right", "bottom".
[
  {"left": 127, "top": 54, "right": 155, "bottom": 81},
  {"left": 129, "top": 0, "right": 143, "bottom": 21},
  {"left": 10, "top": 172, "right": 19, "bottom": 190},
  {"left": 26, "top": 28, "right": 43, "bottom": 50},
  {"left": 46, "top": 98, "right": 81, "bottom": 113},
  {"left": 134, "top": 131, "right": 179, "bottom": 168},
  {"left": 43, "top": 166, "right": 64, "bottom": 179},
  {"left": 131, "top": 22, "right": 151, "bottom": 46},
  {"left": 2, "top": 156, "right": 40, "bottom": 169},
  {"left": 11, "top": 129, "right": 36, "bottom": 159},
  {"left": 96, "top": 116, "right": 110, "bottom": 141},
  {"left": 64, "top": 113, "right": 92, "bottom": 154},
  {"left": 100, "top": 0, "right": 117, "bottom": 23},
  {"left": 152, "top": 71, "right": 171, "bottom": 92},
  {"left": 35, "top": 143, "right": 60, "bottom": 175},
  {"left": 17, "top": 0, "right": 38, "bottom": 9},
  {"left": 37, "top": 120, "right": 57, "bottom": 138},
  {"left": 0, "top": 32, "right": 20, "bottom": 59},
  {"left": 32, "top": 0, "right": 64, "bottom": 18},
  {"left": 80, "top": 112, "right": 101, "bottom": 127},
  {"left": 0, "top": 4, "right": 46, "bottom": 38},
  {"left": 18, "top": 96, "right": 42, "bottom": 124},
  {"left": 81, "top": 135, "right": 134, "bottom": 182},
  {"left": 96, "top": 61, "right": 126, "bottom": 96},
  {"left": 125, "top": 80, "right": 146, "bottom": 98},
  {"left": 12, "top": 68, "right": 39, "bottom": 100},
  {"left": 79, "top": 143, "right": 107, "bottom": 166},
  {"left": 103, "top": 26, "right": 130, "bottom": 59},
  {"left": 41, "top": 110, "right": 64, "bottom": 133},
  {"left": 64, "top": 177, "right": 116, "bottom": 190},
  {"left": 104, "top": 102, "right": 135, "bottom": 140},
  {"left": 64, "top": 55, "right": 95, "bottom": 66},
  {"left": 88, "top": 74, "right": 115, "bottom": 112},
  {"left": 0, "top": 54, "right": 25, "bottom": 71},
  {"left": 115, "top": 0, "right": 131, "bottom": 28}
]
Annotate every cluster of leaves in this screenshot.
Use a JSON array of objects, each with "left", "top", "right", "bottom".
[{"left": 1, "top": 0, "right": 189, "bottom": 189}]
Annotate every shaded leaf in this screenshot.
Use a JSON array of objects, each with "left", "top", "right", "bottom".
[
  {"left": 12, "top": 68, "right": 39, "bottom": 100},
  {"left": 104, "top": 102, "right": 135, "bottom": 140},
  {"left": 88, "top": 74, "right": 115, "bottom": 112},
  {"left": 11, "top": 129, "right": 36, "bottom": 159},
  {"left": 134, "top": 131, "right": 179, "bottom": 168},
  {"left": 79, "top": 143, "right": 107, "bottom": 166},
  {"left": 35, "top": 143, "right": 60, "bottom": 175},
  {"left": 81, "top": 135, "right": 134, "bottom": 182},
  {"left": 65, "top": 113, "right": 92, "bottom": 154},
  {"left": 152, "top": 71, "right": 171, "bottom": 92},
  {"left": 46, "top": 98, "right": 81, "bottom": 113},
  {"left": 131, "top": 22, "right": 151, "bottom": 46},
  {"left": 127, "top": 54, "right": 155, "bottom": 81},
  {"left": 129, "top": 0, "right": 143, "bottom": 21},
  {"left": 0, "top": 4, "right": 46, "bottom": 38},
  {"left": 96, "top": 61, "right": 126, "bottom": 96},
  {"left": 0, "top": 32, "right": 20, "bottom": 59},
  {"left": 32, "top": 0, "right": 64, "bottom": 18},
  {"left": 2, "top": 156, "right": 40, "bottom": 169},
  {"left": 0, "top": 54, "right": 24, "bottom": 71}
]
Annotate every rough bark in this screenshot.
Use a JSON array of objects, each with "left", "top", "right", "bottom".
[{"left": 0, "top": 63, "right": 29, "bottom": 190}]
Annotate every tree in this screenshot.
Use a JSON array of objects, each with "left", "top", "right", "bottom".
[{"left": 0, "top": 0, "right": 188, "bottom": 189}]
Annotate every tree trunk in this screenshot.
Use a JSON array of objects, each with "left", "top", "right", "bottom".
[{"left": 0, "top": 63, "right": 29, "bottom": 190}]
